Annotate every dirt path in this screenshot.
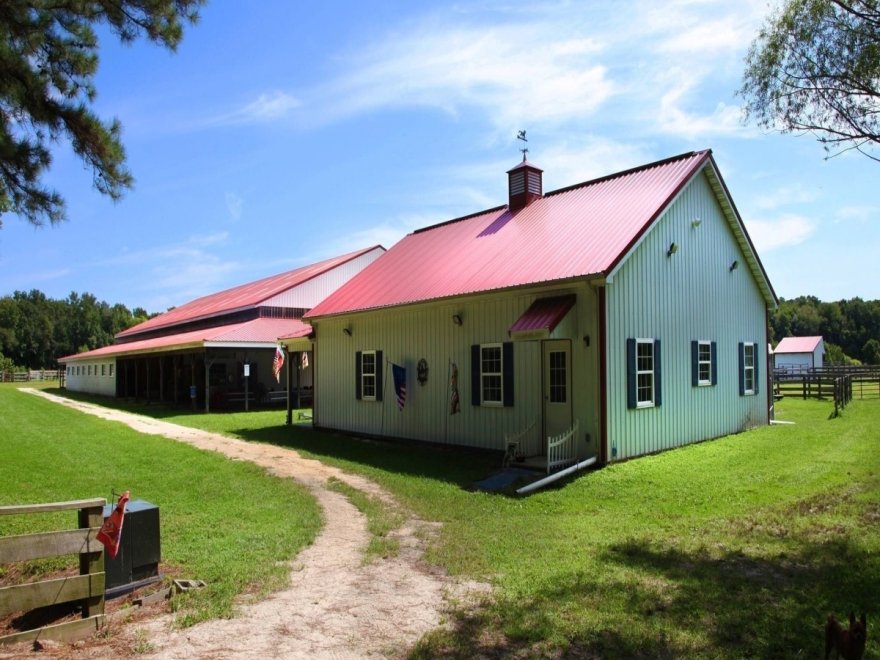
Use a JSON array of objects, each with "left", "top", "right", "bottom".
[{"left": 20, "top": 389, "right": 487, "bottom": 659}]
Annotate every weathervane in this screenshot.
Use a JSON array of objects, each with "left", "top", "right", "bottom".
[{"left": 517, "top": 130, "right": 528, "bottom": 161}]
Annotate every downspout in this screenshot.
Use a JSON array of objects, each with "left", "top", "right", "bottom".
[{"left": 516, "top": 456, "right": 598, "bottom": 495}]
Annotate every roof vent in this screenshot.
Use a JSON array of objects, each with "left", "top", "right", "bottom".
[{"left": 507, "top": 159, "right": 543, "bottom": 211}]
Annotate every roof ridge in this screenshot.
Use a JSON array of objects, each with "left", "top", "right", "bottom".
[
  {"left": 544, "top": 149, "right": 709, "bottom": 199},
  {"left": 412, "top": 204, "right": 508, "bottom": 235}
]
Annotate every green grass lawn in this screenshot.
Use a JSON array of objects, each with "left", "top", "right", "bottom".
[
  {"left": 0, "top": 383, "right": 322, "bottom": 627},
  {"left": 8, "top": 386, "right": 878, "bottom": 657}
]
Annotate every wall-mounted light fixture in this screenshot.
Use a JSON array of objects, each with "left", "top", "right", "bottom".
[
  {"left": 691, "top": 217, "right": 702, "bottom": 228},
  {"left": 667, "top": 242, "right": 678, "bottom": 257},
  {"left": 583, "top": 335, "right": 590, "bottom": 347},
  {"left": 343, "top": 327, "right": 352, "bottom": 336},
  {"left": 452, "top": 314, "right": 463, "bottom": 326},
  {"left": 729, "top": 260, "right": 739, "bottom": 272}
]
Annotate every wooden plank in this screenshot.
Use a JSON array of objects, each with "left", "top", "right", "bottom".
[
  {"left": 0, "top": 499, "right": 105, "bottom": 516},
  {"left": 0, "top": 573, "right": 105, "bottom": 616},
  {"left": 0, "top": 614, "right": 105, "bottom": 646},
  {"left": 0, "top": 527, "right": 101, "bottom": 563},
  {"left": 78, "top": 507, "right": 104, "bottom": 619}
]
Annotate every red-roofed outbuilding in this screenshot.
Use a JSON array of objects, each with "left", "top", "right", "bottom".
[
  {"left": 59, "top": 246, "right": 384, "bottom": 412},
  {"left": 773, "top": 336, "right": 825, "bottom": 370},
  {"left": 302, "top": 150, "right": 777, "bottom": 468}
]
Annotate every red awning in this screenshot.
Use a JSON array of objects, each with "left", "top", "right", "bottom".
[{"left": 509, "top": 295, "right": 576, "bottom": 340}]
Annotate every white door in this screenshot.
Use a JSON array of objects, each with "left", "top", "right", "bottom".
[{"left": 543, "top": 340, "right": 572, "bottom": 451}]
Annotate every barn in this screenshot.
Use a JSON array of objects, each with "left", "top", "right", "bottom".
[
  {"left": 60, "top": 246, "right": 384, "bottom": 412},
  {"left": 301, "top": 150, "right": 777, "bottom": 467},
  {"left": 773, "top": 336, "right": 825, "bottom": 371}
]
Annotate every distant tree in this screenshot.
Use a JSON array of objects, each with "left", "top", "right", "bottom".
[
  {"left": 0, "top": 0, "right": 205, "bottom": 228},
  {"left": 863, "top": 338, "right": 880, "bottom": 364},
  {"left": 741, "top": 0, "right": 880, "bottom": 162}
]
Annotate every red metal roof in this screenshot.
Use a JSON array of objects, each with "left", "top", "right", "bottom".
[
  {"left": 306, "top": 151, "right": 714, "bottom": 318},
  {"left": 118, "top": 246, "right": 380, "bottom": 339},
  {"left": 774, "top": 336, "right": 823, "bottom": 354},
  {"left": 59, "top": 318, "right": 311, "bottom": 362},
  {"left": 509, "top": 295, "right": 576, "bottom": 338}
]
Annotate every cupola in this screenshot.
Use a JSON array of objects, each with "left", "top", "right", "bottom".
[{"left": 507, "top": 158, "right": 543, "bottom": 211}]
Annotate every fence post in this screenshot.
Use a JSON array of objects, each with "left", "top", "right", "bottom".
[{"left": 78, "top": 505, "right": 105, "bottom": 619}]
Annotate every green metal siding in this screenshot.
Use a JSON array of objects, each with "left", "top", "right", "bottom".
[
  {"left": 313, "top": 284, "right": 600, "bottom": 457},
  {"left": 605, "top": 171, "right": 769, "bottom": 460}
]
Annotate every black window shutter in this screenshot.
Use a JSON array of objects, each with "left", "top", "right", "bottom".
[
  {"left": 375, "top": 350, "right": 383, "bottom": 401},
  {"left": 654, "top": 339, "right": 662, "bottom": 406},
  {"left": 711, "top": 341, "right": 718, "bottom": 386},
  {"left": 471, "top": 345, "right": 480, "bottom": 406},
  {"left": 503, "top": 342, "right": 514, "bottom": 407},
  {"left": 626, "top": 338, "right": 636, "bottom": 409},
  {"left": 753, "top": 342, "right": 759, "bottom": 394},
  {"left": 355, "top": 351, "right": 362, "bottom": 400},
  {"left": 738, "top": 342, "right": 745, "bottom": 396},
  {"left": 691, "top": 340, "right": 699, "bottom": 387}
]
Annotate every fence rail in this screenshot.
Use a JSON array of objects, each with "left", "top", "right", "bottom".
[
  {"left": 0, "top": 498, "right": 106, "bottom": 646},
  {"left": 0, "top": 370, "right": 61, "bottom": 383},
  {"left": 773, "top": 366, "right": 880, "bottom": 402}
]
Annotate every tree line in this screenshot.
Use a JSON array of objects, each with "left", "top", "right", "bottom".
[
  {"left": 771, "top": 296, "right": 880, "bottom": 365},
  {"left": 0, "top": 290, "right": 152, "bottom": 371}
]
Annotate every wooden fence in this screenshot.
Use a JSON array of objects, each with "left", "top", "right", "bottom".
[
  {"left": 773, "top": 366, "right": 878, "bottom": 417},
  {"left": 0, "top": 370, "right": 61, "bottom": 383},
  {"left": 0, "top": 499, "right": 106, "bottom": 645},
  {"left": 773, "top": 366, "right": 880, "bottom": 401}
]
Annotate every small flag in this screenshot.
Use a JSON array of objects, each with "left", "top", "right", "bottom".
[
  {"left": 392, "top": 363, "right": 406, "bottom": 411},
  {"left": 273, "top": 346, "right": 285, "bottom": 383},
  {"left": 97, "top": 490, "right": 130, "bottom": 559},
  {"left": 301, "top": 351, "right": 309, "bottom": 369}
]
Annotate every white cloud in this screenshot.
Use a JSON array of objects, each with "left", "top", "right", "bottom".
[
  {"left": 654, "top": 74, "right": 747, "bottom": 139},
  {"left": 212, "top": 91, "right": 301, "bottom": 125},
  {"left": 753, "top": 185, "right": 819, "bottom": 210},
  {"left": 225, "top": 192, "right": 244, "bottom": 221},
  {"left": 746, "top": 214, "right": 817, "bottom": 252},
  {"left": 312, "top": 20, "right": 615, "bottom": 131},
  {"left": 835, "top": 205, "right": 878, "bottom": 223}
]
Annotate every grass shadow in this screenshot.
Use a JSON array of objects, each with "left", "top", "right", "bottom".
[{"left": 415, "top": 532, "right": 877, "bottom": 658}]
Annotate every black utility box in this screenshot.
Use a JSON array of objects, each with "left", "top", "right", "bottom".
[{"left": 102, "top": 499, "right": 161, "bottom": 592}]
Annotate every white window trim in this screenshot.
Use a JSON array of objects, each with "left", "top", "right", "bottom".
[
  {"left": 697, "top": 340, "right": 712, "bottom": 387},
  {"left": 743, "top": 342, "right": 756, "bottom": 395},
  {"left": 480, "top": 343, "right": 504, "bottom": 407},
  {"left": 636, "top": 338, "right": 655, "bottom": 408},
  {"left": 361, "top": 350, "right": 377, "bottom": 401}
]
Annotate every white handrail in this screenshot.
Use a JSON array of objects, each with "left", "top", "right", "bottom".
[{"left": 546, "top": 419, "right": 579, "bottom": 474}]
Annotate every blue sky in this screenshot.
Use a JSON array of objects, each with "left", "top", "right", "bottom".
[{"left": 1, "top": 0, "right": 877, "bottom": 312}]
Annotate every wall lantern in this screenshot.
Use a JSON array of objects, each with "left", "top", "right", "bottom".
[
  {"left": 452, "top": 314, "right": 463, "bottom": 326},
  {"left": 666, "top": 242, "right": 678, "bottom": 257},
  {"left": 729, "top": 260, "right": 739, "bottom": 272},
  {"left": 583, "top": 335, "right": 590, "bottom": 348},
  {"left": 417, "top": 358, "right": 429, "bottom": 385},
  {"left": 343, "top": 327, "right": 352, "bottom": 336},
  {"left": 691, "top": 217, "right": 702, "bottom": 228}
]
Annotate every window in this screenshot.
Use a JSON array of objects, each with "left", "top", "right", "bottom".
[
  {"left": 549, "top": 350, "right": 567, "bottom": 403},
  {"left": 109, "top": 364, "right": 114, "bottom": 377},
  {"left": 480, "top": 344, "right": 503, "bottom": 405},
  {"left": 739, "top": 342, "right": 758, "bottom": 395},
  {"left": 87, "top": 365, "right": 92, "bottom": 376},
  {"left": 627, "top": 338, "right": 662, "bottom": 409},
  {"left": 471, "top": 343, "right": 514, "bottom": 407},
  {"left": 691, "top": 340, "right": 717, "bottom": 387},
  {"left": 101, "top": 364, "right": 106, "bottom": 376},
  {"left": 355, "top": 351, "right": 383, "bottom": 401}
]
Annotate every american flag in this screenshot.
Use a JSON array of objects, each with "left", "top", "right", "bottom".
[
  {"left": 273, "top": 346, "right": 285, "bottom": 383},
  {"left": 392, "top": 363, "right": 406, "bottom": 411}
]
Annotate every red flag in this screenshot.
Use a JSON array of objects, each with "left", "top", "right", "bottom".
[
  {"left": 97, "top": 491, "right": 130, "bottom": 559},
  {"left": 273, "top": 346, "right": 285, "bottom": 383}
]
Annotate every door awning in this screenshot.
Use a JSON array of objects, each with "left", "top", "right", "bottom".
[{"left": 509, "top": 295, "right": 576, "bottom": 341}]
